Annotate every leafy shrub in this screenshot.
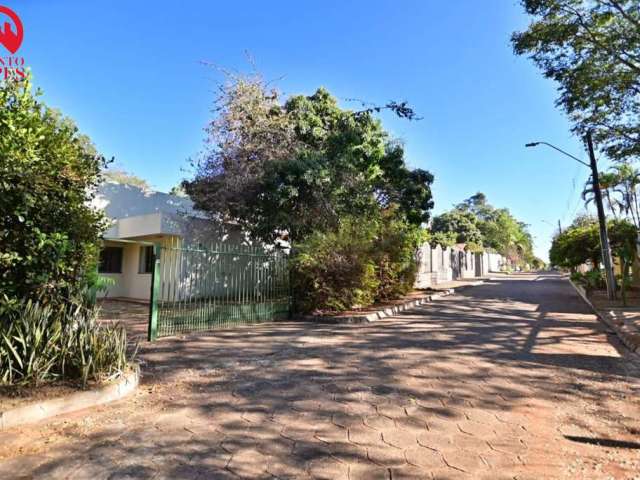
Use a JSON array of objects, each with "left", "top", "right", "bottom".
[
  {"left": 372, "top": 212, "right": 424, "bottom": 301},
  {"left": 571, "top": 270, "right": 606, "bottom": 291},
  {"left": 0, "top": 76, "right": 106, "bottom": 312},
  {"left": 570, "top": 272, "right": 584, "bottom": 283},
  {"left": 1, "top": 301, "right": 131, "bottom": 386},
  {"left": 291, "top": 218, "right": 379, "bottom": 312},
  {"left": 0, "top": 302, "right": 62, "bottom": 385},
  {"left": 80, "top": 271, "right": 116, "bottom": 307},
  {"left": 291, "top": 213, "right": 423, "bottom": 313},
  {"left": 583, "top": 270, "right": 605, "bottom": 291}
]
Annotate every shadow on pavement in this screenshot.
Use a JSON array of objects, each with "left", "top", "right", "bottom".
[{"left": 4, "top": 272, "right": 640, "bottom": 479}]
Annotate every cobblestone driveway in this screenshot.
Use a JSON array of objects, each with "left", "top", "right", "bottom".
[{"left": 1, "top": 273, "right": 639, "bottom": 479}]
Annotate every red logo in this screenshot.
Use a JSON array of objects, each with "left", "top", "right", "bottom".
[{"left": 0, "top": 6, "right": 23, "bottom": 54}]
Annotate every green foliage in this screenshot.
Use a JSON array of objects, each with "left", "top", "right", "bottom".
[
  {"left": 549, "top": 217, "right": 637, "bottom": 269},
  {"left": 571, "top": 270, "right": 606, "bottom": 291},
  {"left": 431, "top": 210, "right": 482, "bottom": 244},
  {"left": 291, "top": 218, "right": 378, "bottom": 313},
  {"left": 80, "top": 270, "right": 116, "bottom": 307},
  {"left": 291, "top": 213, "right": 423, "bottom": 313},
  {"left": 531, "top": 257, "right": 546, "bottom": 270},
  {"left": 583, "top": 163, "right": 640, "bottom": 228},
  {"left": 185, "top": 74, "right": 434, "bottom": 313},
  {"left": 0, "top": 300, "right": 129, "bottom": 385},
  {"left": 465, "top": 242, "right": 485, "bottom": 254},
  {"left": 513, "top": 0, "right": 640, "bottom": 162},
  {"left": 1, "top": 302, "right": 62, "bottom": 385},
  {"left": 430, "top": 193, "right": 535, "bottom": 265},
  {"left": 1, "top": 301, "right": 131, "bottom": 386},
  {"left": 427, "top": 231, "right": 457, "bottom": 248},
  {"left": 185, "top": 75, "right": 434, "bottom": 244},
  {"left": 0, "top": 76, "right": 107, "bottom": 311},
  {"left": 372, "top": 210, "right": 425, "bottom": 300}
]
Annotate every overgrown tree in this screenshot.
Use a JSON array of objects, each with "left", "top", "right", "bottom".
[{"left": 185, "top": 74, "right": 434, "bottom": 243}]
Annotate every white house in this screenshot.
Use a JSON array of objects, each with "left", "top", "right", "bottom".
[{"left": 94, "top": 182, "right": 240, "bottom": 301}]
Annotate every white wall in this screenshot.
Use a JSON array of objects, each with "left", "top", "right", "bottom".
[
  {"left": 99, "top": 238, "right": 163, "bottom": 300},
  {"left": 414, "top": 244, "right": 505, "bottom": 288}
]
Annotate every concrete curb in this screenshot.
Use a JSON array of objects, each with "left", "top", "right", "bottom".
[
  {"left": 302, "top": 281, "right": 483, "bottom": 325},
  {"left": 0, "top": 365, "right": 140, "bottom": 431},
  {"left": 568, "top": 279, "right": 640, "bottom": 354}
]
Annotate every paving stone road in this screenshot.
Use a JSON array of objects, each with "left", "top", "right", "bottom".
[{"left": 1, "top": 273, "right": 640, "bottom": 479}]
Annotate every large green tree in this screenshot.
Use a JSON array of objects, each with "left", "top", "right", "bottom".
[
  {"left": 0, "top": 77, "right": 106, "bottom": 312},
  {"left": 513, "top": 0, "right": 640, "bottom": 162},
  {"left": 185, "top": 75, "right": 434, "bottom": 243}
]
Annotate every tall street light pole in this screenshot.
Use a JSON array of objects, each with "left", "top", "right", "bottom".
[
  {"left": 585, "top": 131, "right": 616, "bottom": 301},
  {"left": 526, "top": 132, "right": 616, "bottom": 300}
]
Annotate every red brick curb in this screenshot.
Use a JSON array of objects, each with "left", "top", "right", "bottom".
[{"left": 0, "top": 365, "right": 140, "bottom": 431}]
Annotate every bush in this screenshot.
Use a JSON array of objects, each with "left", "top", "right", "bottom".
[
  {"left": 0, "top": 76, "right": 106, "bottom": 312},
  {"left": 372, "top": 212, "right": 424, "bottom": 300},
  {"left": 291, "top": 218, "right": 379, "bottom": 312},
  {"left": 571, "top": 270, "right": 606, "bottom": 291},
  {"left": 1, "top": 301, "right": 131, "bottom": 386},
  {"left": 291, "top": 213, "right": 423, "bottom": 313}
]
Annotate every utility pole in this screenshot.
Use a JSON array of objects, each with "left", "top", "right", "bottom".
[
  {"left": 586, "top": 131, "right": 616, "bottom": 300},
  {"left": 526, "top": 136, "right": 616, "bottom": 300},
  {"left": 557, "top": 220, "right": 562, "bottom": 235}
]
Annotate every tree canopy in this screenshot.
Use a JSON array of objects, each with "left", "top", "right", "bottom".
[
  {"left": 430, "top": 193, "right": 535, "bottom": 264},
  {"left": 513, "top": 0, "right": 640, "bottom": 162},
  {"left": 550, "top": 216, "right": 636, "bottom": 268},
  {"left": 430, "top": 210, "right": 483, "bottom": 245},
  {"left": 184, "top": 75, "right": 434, "bottom": 243}
]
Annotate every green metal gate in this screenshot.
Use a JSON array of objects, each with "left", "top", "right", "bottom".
[{"left": 148, "top": 241, "right": 291, "bottom": 340}]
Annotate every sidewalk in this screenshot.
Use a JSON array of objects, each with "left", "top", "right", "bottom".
[
  {"left": 4, "top": 272, "right": 639, "bottom": 479},
  {"left": 423, "top": 275, "right": 498, "bottom": 292},
  {"left": 572, "top": 285, "right": 640, "bottom": 354}
]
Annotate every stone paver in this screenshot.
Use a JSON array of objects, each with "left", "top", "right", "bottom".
[{"left": 1, "top": 273, "right": 640, "bottom": 479}]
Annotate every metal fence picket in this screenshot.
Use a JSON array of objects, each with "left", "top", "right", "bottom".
[{"left": 148, "top": 241, "right": 291, "bottom": 339}]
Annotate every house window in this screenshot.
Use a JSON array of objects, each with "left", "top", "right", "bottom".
[
  {"left": 99, "top": 247, "right": 123, "bottom": 273},
  {"left": 139, "top": 245, "right": 155, "bottom": 274}
]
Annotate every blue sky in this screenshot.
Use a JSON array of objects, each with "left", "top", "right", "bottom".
[{"left": 6, "top": 1, "right": 599, "bottom": 260}]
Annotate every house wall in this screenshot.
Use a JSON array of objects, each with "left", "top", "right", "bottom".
[
  {"left": 99, "top": 236, "right": 176, "bottom": 301},
  {"left": 100, "top": 229, "right": 249, "bottom": 301},
  {"left": 95, "top": 180, "right": 255, "bottom": 302}
]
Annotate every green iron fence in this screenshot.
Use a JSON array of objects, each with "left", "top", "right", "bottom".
[{"left": 148, "top": 241, "right": 291, "bottom": 340}]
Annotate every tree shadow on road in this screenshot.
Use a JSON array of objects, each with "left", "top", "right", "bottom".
[{"left": 4, "top": 273, "right": 640, "bottom": 479}]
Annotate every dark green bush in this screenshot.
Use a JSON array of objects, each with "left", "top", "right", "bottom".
[
  {"left": 291, "top": 218, "right": 379, "bottom": 313},
  {"left": 1, "top": 301, "right": 131, "bottom": 386},
  {"left": 571, "top": 269, "right": 606, "bottom": 291},
  {"left": 291, "top": 213, "right": 423, "bottom": 313},
  {"left": 372, "top": 211, "right": 424, "bottom": 301},
  {"left": 0, "top": 76, "right": 106, "bottom": 313}
]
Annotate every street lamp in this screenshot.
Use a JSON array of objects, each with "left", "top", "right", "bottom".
[{"left": 526, "top": 132, "right": 616, "bottom": 300}]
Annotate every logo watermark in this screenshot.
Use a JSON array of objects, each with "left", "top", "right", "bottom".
[{"left": 0, "top": 5, "right": 26, "bottom": 80}]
